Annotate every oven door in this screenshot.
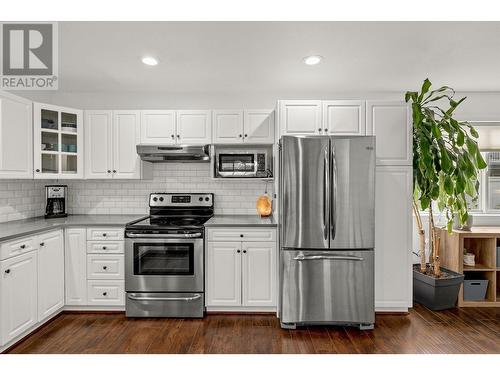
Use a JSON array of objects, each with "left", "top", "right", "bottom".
[{"left": 125, "top": 236, "right": 203, "bottom": 293}]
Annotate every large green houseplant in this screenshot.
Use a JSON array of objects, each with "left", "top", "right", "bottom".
[{"left": 406, "top": 79, "right": 486, "bottom": 278}]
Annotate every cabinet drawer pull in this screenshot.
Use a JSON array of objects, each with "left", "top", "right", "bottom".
[
  {"left": 20, "top": 244, "right": 26, "bottom": 249},
  {"left": 40, "top": 242, "right": 45, "bottom": 247},
  {"left": 240, "top": 234, "right": 244, "bottom": 238},
  {"left": 102, "top": 292, "right": 107, "bottom": 296},
  {"left": 102, "top": 233, "right": 107, "bottom": 237},
  {"left": 102, "top": 246, "right": 107, "bottom": 250},
  {"left": 5, "top": 269, "right": 11, "bottom": 274},
  {"left": 36, "top": 169, "right": 40, "bottom": 172},
  {"left": 102, "top": 266, "right": 108, "bottom": 270}
]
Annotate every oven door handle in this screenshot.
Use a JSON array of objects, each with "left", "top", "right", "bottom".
[
  {"left": 126, "top": 233, "right": 202, "bottom": 239},
  {"left": 127, "top": 293, "right": 202, "bottom": 302}
]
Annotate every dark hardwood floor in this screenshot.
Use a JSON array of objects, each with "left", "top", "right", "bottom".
[{"left": 5, "top": 304, "right": 500, "bottom": 354}]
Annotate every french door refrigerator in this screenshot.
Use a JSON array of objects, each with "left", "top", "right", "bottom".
[{"left": 279, "top": 135, "right": 375, "bottom": 330}]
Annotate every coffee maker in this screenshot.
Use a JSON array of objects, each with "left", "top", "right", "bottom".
[{"left": 45, "top": 185, "right": 68, "bottom": 218}]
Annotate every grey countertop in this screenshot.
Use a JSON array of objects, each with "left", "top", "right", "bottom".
[
  {"left": 204, "top": 215, "right": 277, "bottom": 227},
  {"left": 0, "top": 214, "right": 277, "bottom": 242},
  {"left": 0, "top": 215, "right": 146, "bottom": 242}
]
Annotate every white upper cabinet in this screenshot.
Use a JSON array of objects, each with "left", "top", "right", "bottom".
[
  {"left": 37, "top": 230, "right": 64, "bottom": 321},
  {"left": 212, "top": 110, "right": 244, "bottom": 144},
  {"left": 0, "top": 93, "right": 33, "bottom": 179},
  {"left": 279, "top": 100, "right": 322, "bottom": 136},
  {"left": 113, "top": 110, "right": 141, "bottom": 179},
  {"left": 140, "top": 110, "right": 176, "bottom": 144},
  {"left": 85, "top": 110, "right": 113, "bottom": 179},
  {"left": 244, "top": 110, "right": 274, "bottom": 144},
  {"left": 366, "top": 101, "right": 412, "bottom": 166},
  {"left": 0, "top": 251, "right": 38, "bottom": 346},
  {"left": 375, "top": 166, "right": 412, "bottom": 311},
  {"left": 85, "top": 110, "right": 145, "bottom": 179},
  {"left": 322, "top": 100, "right": 366, "bottom": 135},
  {"left": 177, "top": 110, "right": 212, "bottom": 144},
  {"left": 34, "top": 103, "right": 84, "bottom": 179}
]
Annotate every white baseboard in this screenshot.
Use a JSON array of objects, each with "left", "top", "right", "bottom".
[{"left": 206, "top": 306, "right": 276, "bottom": 313}]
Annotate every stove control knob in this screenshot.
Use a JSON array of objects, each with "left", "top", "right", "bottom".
[
  {"left": 159, "top": 197, "right": 164, "bottom": 202},
  {"left": 153, "top": 197, "right": 158, "bottom": 202},
  {"left": 199, "top": 197, "right": 203, "bottom": 201},
  {"left": 205, "top": 197, "right": 210, "bottom": 201}
]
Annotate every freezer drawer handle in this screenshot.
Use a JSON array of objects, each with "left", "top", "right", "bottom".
[
  {"left": 293, "top": 255, "right": 364, "bottom": 261},
  {"left": 127, "top": 293, "right": 202, "bottom": 302}
]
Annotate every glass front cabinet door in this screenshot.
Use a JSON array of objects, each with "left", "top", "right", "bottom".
[{"left": 33, "top": 103, "right": 84, "bottom": 179}]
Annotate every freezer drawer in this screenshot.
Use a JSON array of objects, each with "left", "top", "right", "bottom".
[
  {"left": 126, "top": 292, "right": 204, "bottom": 318},
  {"left": 280, "top": 250, "right": 374, "bottom": 326}
]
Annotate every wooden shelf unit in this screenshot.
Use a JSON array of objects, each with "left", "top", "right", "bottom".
[{"left": 439, "top": 227, "right": 500, "bottom": 307}]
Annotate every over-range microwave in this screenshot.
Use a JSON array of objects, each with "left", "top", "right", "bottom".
[{"left": 215, "top": 147, "right": 271, "bottom": 178}]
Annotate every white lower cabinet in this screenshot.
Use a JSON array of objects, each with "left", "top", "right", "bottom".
[
  {"left": 207, "top": 242, "right": 242, "bottom": 306},
  {"left": 65, "top": 228, "right": 87, "bottom": 305},
  {"left": 206, "top": 228, "right": 277, "bottom": 310},
  {"left": 241, "top": 242, "right": 276, "bottom": 307},
  {"left": 0, "top": 251, "right": 38, "bottom": 346},
  {"left": 375, "top": 166, "right": 412, "bottom": 311},
  {"left": 87, "top": 280, "right": 125, "bottom": 306},
  {"left": 37, "top": 230, "right": 65, "bottom": 321}
]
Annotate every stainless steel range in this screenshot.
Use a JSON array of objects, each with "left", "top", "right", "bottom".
[{"left": 125, "top": 193, "right": 214, "bottom": 318}]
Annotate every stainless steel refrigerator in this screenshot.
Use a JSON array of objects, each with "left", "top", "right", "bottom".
[{"left": 279, "top": 135, "right": 375, "bottom": 330}]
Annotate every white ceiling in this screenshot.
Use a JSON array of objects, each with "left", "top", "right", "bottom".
[{"left": 53, "top": 22, "right": 500, "bottom": 93}]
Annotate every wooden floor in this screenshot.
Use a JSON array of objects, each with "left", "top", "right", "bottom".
[{"left": 5, "top": 304, "right": 500, "bottom": 354}]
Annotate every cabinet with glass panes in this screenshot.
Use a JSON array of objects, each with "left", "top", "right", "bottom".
[{"left": 34, "top": 103, "right": 83, "bottom": 179}]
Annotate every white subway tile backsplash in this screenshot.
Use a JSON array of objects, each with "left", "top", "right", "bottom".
[{"left": 0, "top": 163, "right": 273, "bottom": 223}]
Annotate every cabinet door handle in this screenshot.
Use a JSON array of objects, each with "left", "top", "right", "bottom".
[
  {"left": 102, "top": 233, "right": 107, "bottom": 237},
  {"left": 243, "top": 250, "right": 247, "bottom": 254},
  {"left": 113, "top": 170, "right": 116, "bottom": 173},
  {"left": 244, "top": 134, "right": 248, "bottom": 137},
  {"left": 171, "top": 134, "right": 175, "bottom": 138},
  {"left": 102, "top": 292, "right": 107, "bottom": 296},
  {"left": 20, "top": 244, "right": 26, "bottom": 249},
  {"left": 35, "top": 169, "right": 40, "bottom": 172},
  {"left": 40, "top": 242, "right": 45, "bottom": 246},
  {"left": 324, "top": 128, "right": 328, "bottom": 132},
  {"left": 240, "top": 234, "right": 244, "bottom": 238},
  {"left": 239, "top": 134, "right": 242, "bottom": 138},
  {"left": 177, "top": 135, "right": 180, "bottom": 138},
  {"left": 102, "top": 246, "right": 107, "bottom": 250},
  {"left": 107, "top": 170, "right": 111, "bottom": 173},
  {"left": 237, "top": 250, "right": 241, "bottom": 253},
  {"left": 4, "top": 269, "right": 11, "bottom": 274},
  {"left": 318, "top": 128, "right": 322, "bottom": 133}
]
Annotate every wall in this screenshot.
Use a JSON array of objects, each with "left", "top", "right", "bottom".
[
  {"left": 0, "top": 180, "right": 46, "bottom": 223},
  {"left": 66, "top": 163, "right": 272, "bottom": 216}
]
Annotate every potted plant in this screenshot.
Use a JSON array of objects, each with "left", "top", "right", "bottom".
[{"left": 406, "top": 79, "right": 487, "bottom": 310}]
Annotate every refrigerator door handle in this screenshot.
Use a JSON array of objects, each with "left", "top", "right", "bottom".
[
  {"left": 323, "top": 147, "right": 329, "bottom": 242},
  {"left": 293, "top": 255, "right": 364, "bottom": 261},
  {"left": 331, "top": 145, "right": 338, "bottom": 241}
]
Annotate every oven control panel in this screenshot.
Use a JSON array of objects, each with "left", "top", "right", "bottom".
[{"left": 149, "top": 193, "right": 213, "bottom": 207}]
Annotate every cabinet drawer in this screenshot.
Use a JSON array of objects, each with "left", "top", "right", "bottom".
[
  {"left": 86, "top": 227, "right": 124, "bottom": 241},
  {"left": 207, "top": 228, "right": 276, "bottom": 242},
  {"left": 0, "top": 235, "right": 38, "bottom": 261},
  {"left": 86, "top": 241, "right": 124, "bottom": 254},
  {"left": 87, "top": 254, "right": 124, "bottom": 279},
  {"left": 87, "top": 280, "right": 125, "bottom": 306}
]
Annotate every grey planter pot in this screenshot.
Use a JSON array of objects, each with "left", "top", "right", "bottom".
[{"left": 413, "top": 265, "right": 464, "bottom": 310}]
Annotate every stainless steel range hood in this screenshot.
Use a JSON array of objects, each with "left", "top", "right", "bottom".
[{"left": 136, "top": 144, "right": 210, "bottom": 162}]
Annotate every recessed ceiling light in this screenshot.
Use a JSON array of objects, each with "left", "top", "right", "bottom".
[
  {"left": 142, "top": 56, "right": 158, "bottom": 66},
  {"left": 303, "top": 55, "right": 323, "bottom": 66}
]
